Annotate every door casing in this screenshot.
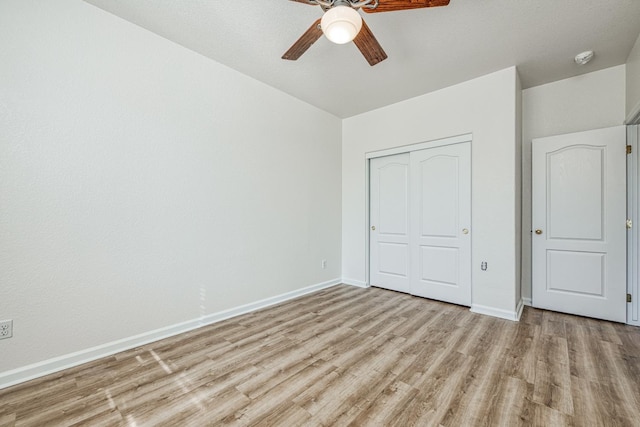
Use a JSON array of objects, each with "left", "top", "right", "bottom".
[{"left": 627, "top": 125, "right": 639, "bottom": 326}]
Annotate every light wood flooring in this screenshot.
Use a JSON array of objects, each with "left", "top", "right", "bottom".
[{"left": 1, "top": 285, "right": 640, "bottom": 426}]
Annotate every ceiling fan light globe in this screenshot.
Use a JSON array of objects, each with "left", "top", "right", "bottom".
[{"left": 321, "top": 5, "right": 362, "bottom": 44}]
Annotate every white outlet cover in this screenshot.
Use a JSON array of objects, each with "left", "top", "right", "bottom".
[{"left": 0, "top": 320, "right": 13, "bottom": 340}]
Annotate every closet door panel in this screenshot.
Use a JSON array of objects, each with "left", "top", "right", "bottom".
[{"left": 410, "top": 143, "right": 471, "bottom": 306}]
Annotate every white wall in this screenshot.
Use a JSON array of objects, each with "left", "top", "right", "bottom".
[
  {"left": 627, "top": 33, "right": 640, "bottom": 122},
  {"left": 0, "top": 0, "right": 342, "bottom": 379},
  {"left": 515, "top": 72, "right": 523, "bottom": 308},
  {"left": 521, "top": 65, "right": 626, "bottom": 301},
  {"left": 342, "top": 68, "right": 520, "bottom": 317}
]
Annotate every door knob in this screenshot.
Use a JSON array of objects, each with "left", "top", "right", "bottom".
[
  {"left": 462, "top": 228, "right": 469, "bottom": 234},
  {"left": 371, "top": 226, "right": 376, "bottom": 231},
  {"left": 535, "top": 229, "right": 543, "bottom": 235}
]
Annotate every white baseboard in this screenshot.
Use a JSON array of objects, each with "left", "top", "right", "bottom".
[
  {"left": 522, "top": 297, "right": 532, "bottom": 307},
  {"left": 341, "top": 278, "right": 369, "bottom": 288},
  {"left": 470, "top": 301, "right": 522, "bottom": 322},
  {"left": 0, "top": 278, "right": 341, "bottom": 390},
  {"left": 516, "top": 298, "right": 524, "bottom": 320}
]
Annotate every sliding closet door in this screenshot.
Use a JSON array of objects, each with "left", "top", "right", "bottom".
[
  {"left": 369, "top": 153, "right": 411, "bottom": 293},
  {"left": 410, "top": 143, "right": 472, "bottom": 306}
]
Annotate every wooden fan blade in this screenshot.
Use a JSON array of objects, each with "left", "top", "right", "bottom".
[
  {"left": 282, "top": 19, "right": 323, "bottom": 61},
  {"left": 353, "top": 19, "right": 387, "bottom": 66},
  {"left": 363, "top": 0, "right": 450, "bottom": 13}
]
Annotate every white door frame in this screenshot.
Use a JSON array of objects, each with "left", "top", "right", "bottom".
[
  {"left": 365, "top": 133, "right": 473, "bottom": 287},
  {"left": 628, "top": 125, "right": 639, "bottom": 326}
]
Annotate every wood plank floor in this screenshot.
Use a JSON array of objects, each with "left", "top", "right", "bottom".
[{"left": 1, "top": 285, "right": 640, "bottom": 426}]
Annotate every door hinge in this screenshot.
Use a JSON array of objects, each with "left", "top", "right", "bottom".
[
  {"left": 627, "top": 219, "right": 633, "bottom": 229},
  {"left": 627, "top": 293, "right": 632, "bottom": 303},
  {"left": 627, "top": 145, "right": 633, "bottom": 154}
]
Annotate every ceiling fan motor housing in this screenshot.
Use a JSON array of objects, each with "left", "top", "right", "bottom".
[{"left": 314, "top": 0, "right": 379, "bottom": 12}]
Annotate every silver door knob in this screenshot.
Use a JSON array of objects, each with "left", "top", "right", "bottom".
[
  {"left": 462, "top": 228, "right": 469, "bottom": 235},
  {"left": 371, "top": 226, "right": 376, "bottom": 231}
]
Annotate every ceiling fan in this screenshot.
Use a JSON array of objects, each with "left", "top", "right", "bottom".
[{"left": 282, "top": 0, "right": 450, "bottom": 66}]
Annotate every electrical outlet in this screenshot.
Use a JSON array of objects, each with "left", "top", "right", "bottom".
[
  {"left": 321, "top": 259, "right": 327, "bottom": 269},
  {"left": 0, "top": 320, "right": 12, "bottom": 340}
]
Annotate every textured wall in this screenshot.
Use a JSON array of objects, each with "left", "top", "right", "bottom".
[
  {"left": 342, "top": 68, "right": 520, "bottom": 315},
  {"left": 627, "top": 33, "right": 640, "bottom": 120},
  {"left": 0, "top": 0, "right": 342, "bottom": 374}
]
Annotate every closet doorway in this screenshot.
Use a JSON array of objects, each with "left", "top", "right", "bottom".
[
  {"left": 369, "top": 139, "right": 471, "bottom": 306},
  {"left": 532, "top": 126, "right": 626, "bottom": 323}
]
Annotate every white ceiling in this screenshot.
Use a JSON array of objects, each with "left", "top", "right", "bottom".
[{"left": 84, "top": 0, "right": 640, "bottom": 118}]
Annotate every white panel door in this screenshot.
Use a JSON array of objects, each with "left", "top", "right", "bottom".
[
  {"left": 410, "top": 143, "right": 471, "bottom": 306},
  {"left": 370, "top": 153, "right": 411, "bottom": 293},
  {"left": 532, "top": 126, "right": 626, "bottom": 323}
]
